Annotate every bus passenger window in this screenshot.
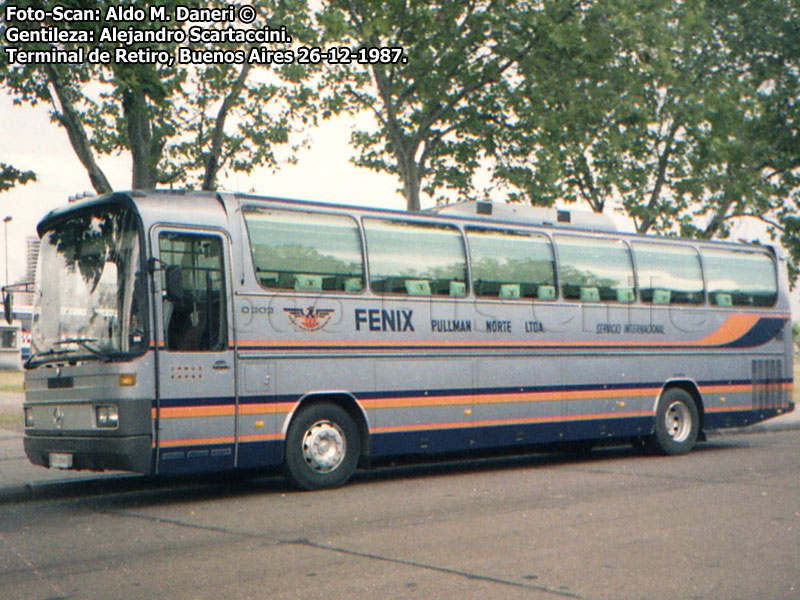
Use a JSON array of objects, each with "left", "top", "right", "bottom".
[
  {"left": 555, "top": 236, "right": 634, "bottom": 303},
  {"left": 467, "top": 228, "right": 556, "bottom": 300},
  {"left": 364, "top": 219, "right": 467, "bottom": 297},
  {"left": 633, "top": 243, "right": 704, "bottom": 305},
  {"left": 242, "top": 208, "right": 364, "bottom": 293},
  {"left": 701, "top": 248, "right": 778, "bottom": 307}
]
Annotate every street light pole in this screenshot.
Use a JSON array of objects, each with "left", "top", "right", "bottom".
[{"left": 3, "top": 216, "right": 11, "bottom": 288}]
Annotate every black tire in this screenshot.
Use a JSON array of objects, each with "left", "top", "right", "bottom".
[
  {"left": 646, "top": 388, "right": 700, "bottom": 455},
  {"left": 284, "top": 403, "right": 360, "bottom": 491}
]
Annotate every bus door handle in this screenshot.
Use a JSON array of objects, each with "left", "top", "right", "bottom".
[{"left": 212, "top": 360, "right": 231, "bottom": 371}]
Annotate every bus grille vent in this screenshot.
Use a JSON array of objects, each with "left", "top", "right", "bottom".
[{"left": 751, "top": 359, "right": 783, "bottom": 409}]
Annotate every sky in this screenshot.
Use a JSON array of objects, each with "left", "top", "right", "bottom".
[{"left": 1, "top": 91, "right": 798, "bottom": 318}]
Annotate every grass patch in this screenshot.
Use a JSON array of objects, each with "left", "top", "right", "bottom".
[
  {"left": 0, "top": 413, "right": 21, "bottom": 429},
  {"left": 794, "top": 360, "right": 799, "bottom": 405},
  {"left": 0, "top": 370, "right": 23, "bottom": 393}
]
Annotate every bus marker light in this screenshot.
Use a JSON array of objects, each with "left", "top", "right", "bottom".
[{"left": 119, "top": 374, "right": 137, "bottom": 387}]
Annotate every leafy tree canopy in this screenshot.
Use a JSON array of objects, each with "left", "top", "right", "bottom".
[
  {"left": 0, "top": 0, "right": 316, "bottom": 192},
  {"left": 0, "top": 162, "right": 36, "bottom": 193}
]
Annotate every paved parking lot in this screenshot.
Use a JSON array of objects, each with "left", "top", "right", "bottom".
[{"left": 1, "top": 424, "right": 799, "bottom": 599}]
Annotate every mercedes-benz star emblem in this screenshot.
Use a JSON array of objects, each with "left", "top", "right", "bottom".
[{"left": 53, "top": 407, "right": 65, "bottom": 429}]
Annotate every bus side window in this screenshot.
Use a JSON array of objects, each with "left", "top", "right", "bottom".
[
  {"left": 555, "top": 235, "right": 634, "bottom": 303},
  {"left": 159, "top": 233, "right": 227, "bottom": 352},
  {"left": 364, "top": 218, "right": 467, "bottom": 297},
  {"left": 467, "top": 228, "right": 557, "bottom": 301},
  {"left": 702, "top": 248, "right": 778, "bottom": 307},
  {"left": 242, "top": 207, "right": 364, "bottom": 294},
  {"left": 633, "top": 242, "right": 704, "bottom": 305}
]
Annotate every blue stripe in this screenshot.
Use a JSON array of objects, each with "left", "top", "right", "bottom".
[
  {"left": 722, "top": 317, "right": 787, "bottom": 348},
  {"left": 157, "top": 444, "right": 235, "bottom": 474},
  {"left": 156, "top": 395, "right": 236, "bottom": 409},
  {"left": 704, "top": 407, "right": 787, "bottom": 429}
]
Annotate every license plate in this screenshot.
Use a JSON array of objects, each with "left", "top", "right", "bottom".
[{"left": 49, "top": 453, "right": 73, "bottom": 469}]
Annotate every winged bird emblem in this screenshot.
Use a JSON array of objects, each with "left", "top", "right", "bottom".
[{"left": 284, "top": 306, "right": 335, "bottom": 332}]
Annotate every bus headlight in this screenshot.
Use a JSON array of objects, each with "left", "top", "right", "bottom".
[
  {"left": 24, "top": 408, "right": 34, "bottom": 428},
  {"left": 95, "top": 405, "right": 119, "bottom": 428}
]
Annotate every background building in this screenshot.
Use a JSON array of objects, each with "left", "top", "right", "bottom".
[{"left": 25, "top": 236, "right": 39, "bottom": 283}]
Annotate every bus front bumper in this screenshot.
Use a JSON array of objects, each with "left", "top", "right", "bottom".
[{"left": 24, "top": 434, "right": 152, "bottom": 473}]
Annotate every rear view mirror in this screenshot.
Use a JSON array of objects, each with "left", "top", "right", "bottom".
[
  {"left": 2, "top": 291, "right": 11, "bottom": 324},
  {"left": 165, "top": 265, "right": 184, "bottom": 303}
]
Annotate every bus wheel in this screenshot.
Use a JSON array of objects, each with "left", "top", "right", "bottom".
[
  {"left": 647, "top": 388, "right": 699, "bottom": 455},
  {"left": 284, "top": 403, "right": 360, "bottom": 490}
]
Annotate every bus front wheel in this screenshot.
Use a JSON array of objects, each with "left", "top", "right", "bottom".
[
  {"left": 647, "top": 388, "right": 700, "bottom": 455},
  {"left": 284, "top": 403, "right": 360, "bottom": 490}
]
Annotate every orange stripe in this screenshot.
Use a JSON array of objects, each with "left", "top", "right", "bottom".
[
  {"left": 699, "top": 384, "right": 752, "bottom": 395},
  {"left": 474, "top": 410, "right": 652, "bottom": 429},
  {"left": 705, "top": 404, "right": 792, "bottom": 414},
  {"left": 562, "top": 387, "right": 661, "bottom": 401},
  {"left": 238, "top": 402, "right": 298, "bottom": 415},
  {"left": 238, "top": 433, "right": 285, "bottom": 443},
  {"left": 160, "top": 406, "right": 235, "bottom": 419},
  {"left": 372, "top": 410, "right": 653, "bottom": 434},
  {"left": 159, "top": 436, "right": 234, "bottom": 448},
  {"left": 474, "top": 391, "right": 562, "bottom": 405},
  {"left": 371, "top": 421, "right": 472, "bottom": 434},
  {"left": 155, "top": 433, "right": 286, "bottom": 448},
  {"left": 473, "top": 415, "right": 566, "bottom": 428},
  {"left": 706, "top": 405, "right": 755, "bottom": 413},
  {"left": 366, "top": 394, "right": 476, "bottom": 410},
  {"left": 691, "top": 313, "right": 761, "bottom": 347}
]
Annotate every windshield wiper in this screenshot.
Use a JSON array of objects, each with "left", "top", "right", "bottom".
[
  {"left": 52, "top": 337, "right": 110, "bottom": 362},
  {"left": 25, "top": 347, "right": 73, "bottom": 367}
]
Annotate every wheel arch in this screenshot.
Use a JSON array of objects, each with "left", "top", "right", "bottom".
[{"left": 281, "top": 391, "right": 370, "bottom": 462}]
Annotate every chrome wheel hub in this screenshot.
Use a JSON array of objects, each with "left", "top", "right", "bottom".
[
  {"left": 665, "top": 401, "right": 692, "bottom": 442},
  {"left": 302, "top": 420, "right": 346, "bottom": 473}
]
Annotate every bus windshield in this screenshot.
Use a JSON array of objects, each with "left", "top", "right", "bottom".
[{"left": 30, "top": 205, "right": 148, "bottom": 364}]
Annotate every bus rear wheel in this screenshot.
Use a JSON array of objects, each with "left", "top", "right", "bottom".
[
  {"left": 647, "top": 388, "right": 699, "bottom": 455},
  {"left": 284, "top": 403, "right": 360, "bottom": 491}
]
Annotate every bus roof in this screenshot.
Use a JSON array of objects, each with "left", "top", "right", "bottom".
[{"left": 37, "top": 189, "right": 776, "bottom": 256}]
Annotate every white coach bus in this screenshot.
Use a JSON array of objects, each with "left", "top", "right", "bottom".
[{"left": 8, "top": 190, "right": 793, "bottom": 489}]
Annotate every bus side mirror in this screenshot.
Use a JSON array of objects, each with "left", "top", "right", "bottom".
[
  {"left": 165, "top": 265, "right": 184, "bottom": 303},
  {"left": 2, "top": 292, "right": 11, "bottom": 325}
]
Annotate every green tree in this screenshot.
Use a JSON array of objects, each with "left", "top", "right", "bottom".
[
  {"left": 318, "top": 0, "right": 548, "bottom": 211},
  {"left": 687, "top": 0, "right": 800, "bottom": 284},
  {"left": 494, "top": 0, "right": 719, "bottom": 228},
  {"left": 0, "top": 162, "right": 36, "bottom": 193},
  {"left": 491, "top": 0, "right": 799, "bottom": 281},
  {"left": 0, "top": 0, "right": 314, "bottom": 193}
]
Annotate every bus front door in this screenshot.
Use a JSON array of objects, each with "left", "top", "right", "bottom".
[{"left": 152, "top": 229, "right": 236, "bottom": 474}]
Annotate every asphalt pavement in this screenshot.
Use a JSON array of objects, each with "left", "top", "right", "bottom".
[{"left": 1, "top": 390, "right": 798, "bottom": 503}]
